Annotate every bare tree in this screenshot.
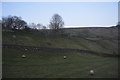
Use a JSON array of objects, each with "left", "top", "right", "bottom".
[
  {"left": 37, "top": 23, "right": 42, "bottom": 29},
  {"left": 2, "top": 16, "right": 13, "bottom": 30},
  {"left": 2, "top": 16, "right": 27, "bottom": 30},
  {"left": 49, "top": 14, "right": 64, "bottom": 33},
  {"left": 42, "top": 25, "right": 46, "bottom": 30},
  {"left": 12, "top": 16, "right": 27, "bottom": 30},
  {"left": 31, "top": 23, "right": 37, "bottom": 29}
]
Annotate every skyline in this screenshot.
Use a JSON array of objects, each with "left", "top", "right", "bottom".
[{"left": 2, "top": 2, "right": 118, "bottom": 28}]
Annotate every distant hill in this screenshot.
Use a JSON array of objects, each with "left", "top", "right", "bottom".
[
  {"left": 64, "top": 27, "right": 118, "bottom": 39},
  {"left": 3, "top": 27, "right": 118, "bottom": 55}
]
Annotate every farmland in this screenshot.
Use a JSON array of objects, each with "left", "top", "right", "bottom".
[
  {"left": 2, "top": 27, "right": 119, "bottom": 78},
  {"left": 3, "top": 48, "right": 118, "bottom": 78}
]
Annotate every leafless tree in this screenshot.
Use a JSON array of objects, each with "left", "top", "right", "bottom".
[
  {"left": 49, "top": 14, "right": 64, "bottom": 32},
  {"left": 31, "top": 23, "right": 37, "bottom": 29},
  {"left": 2, "top": 16, "right": 27, "bottom": 30},
  {"left": 37, "top": 23, "right": 42, "bottom": 29}
]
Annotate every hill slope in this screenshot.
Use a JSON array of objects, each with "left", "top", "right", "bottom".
[
  {"left": 2, "top": 27, "right": 118, "bottom": 55},
  {"left": 2, "top": 27, "right": 119, "bottom": 78}
]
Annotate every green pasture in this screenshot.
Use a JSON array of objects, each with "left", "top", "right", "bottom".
[{"left": 2, "top": 48, "right": 118, "bottom": 78}]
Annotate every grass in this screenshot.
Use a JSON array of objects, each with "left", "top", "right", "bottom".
[
  {"left": 2, "top": 31, "right": 118, "bottom": 54},
  {"left": 2, "top": 48, "right": 118, "bottom": 78},
  {"left": 2, "top": 29, "right": 119, "bottom": 78}
]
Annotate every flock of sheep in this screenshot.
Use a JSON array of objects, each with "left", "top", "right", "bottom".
[
  {"left": 14, "top": 35, "right": 95, "bottom": 76},
  {"left": 21, "top": 48, "right": 95, "bottom": 76}
]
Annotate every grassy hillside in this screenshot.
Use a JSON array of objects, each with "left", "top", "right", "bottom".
[
  {"left": 2, "top": 27, "right": 119, "bottom": 78},
  {"left": 3, "top": 48, "right": 118, "bottom": 78},
  {"left": 64, "top": 27, "right": 118, "bottom": 38},
  {"left": 2, "top": 27, "right": 118, "bottom": 54}
]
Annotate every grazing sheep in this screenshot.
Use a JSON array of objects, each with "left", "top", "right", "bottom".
[
  {"left": 89, "top": 70, "right": 94, "bottom": 76},
  {"left": 63, "top": 56, "right": 67, "bottom": 59},
  {"left": 22, "top": 55, "right": 26, "bottom": 58},
  {"left": 25, "top": 48, "right": 27, "bottom": 51}
]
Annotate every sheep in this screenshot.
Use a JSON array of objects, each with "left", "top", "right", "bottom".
[
  {"left": 25, "top": 48, "right": 27, "bottom": 51},
  {"left": 22, "top": 55, "right": 26, "bottom": 58},
  {"left": 89, "top": 70, "right": 94, "bottom": 76},
  {"left": 63, "top": 56, "right": 67, "bottom": 59}
]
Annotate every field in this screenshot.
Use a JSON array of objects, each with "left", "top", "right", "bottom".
[
  {"left": 2, "top": 27, "right": 119, "bottom": 78},
  {"left": 2, "top": 28, "right": 118, "bottom": 54},
  {"left": 3, "top": 48, "right": 118, "bottom": 78}
]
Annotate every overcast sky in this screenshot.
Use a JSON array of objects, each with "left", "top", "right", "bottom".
[{"left": 2, "top": 2, "right": 118, "bottom": 27}]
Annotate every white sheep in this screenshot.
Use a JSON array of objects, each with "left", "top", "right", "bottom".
[
  {"left": 63, "top": 56, "right": 67, "bottom": 59},
  {"left": 25, "top": 48, "right": 27, "bottom": 51},
  {"left": 89, "top": 70, "right": 94, "bottom": 76},
  {"left": 22, "top": 55, "right": 26, "bottom": 58}
]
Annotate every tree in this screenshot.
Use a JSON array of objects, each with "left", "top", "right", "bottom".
[
  {"left": 2, "top": 16, "right": 27, "bottom": 30},
  {"left": 31, "top": 23, "right": 37, "bottom": 29},
  {"left": 49, "top": 14, "right": 64, "bottom": 33},
  {"left": 23, "top": 25, "right": 31, "bottom": 32},
  {"left": 42, "top": 25, "right": 46, "bottom": 30},
  {"left": 2, "top": 16, "right": 13, "bottom": 30},
  {"left": 37, "top": 23, "right": 42, "bottom": 29},
  {"left": 11, "top": 16, "right": 27, "bottom": 30}
]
